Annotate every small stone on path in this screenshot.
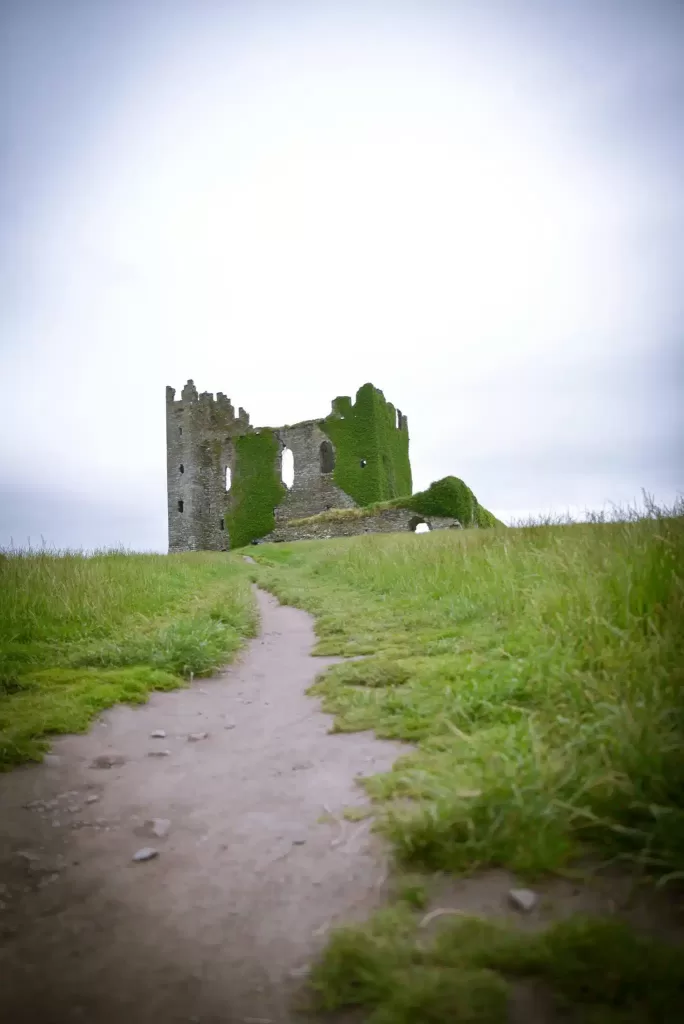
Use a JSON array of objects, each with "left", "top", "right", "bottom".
[
  {"left": 17, "top": 851, "right": 41, "bottom": 865},
  {"left": 188, "top": 732, "right": 209, "bottom": 742},
  {"left": 224, "top": 723, "right": 236, "bottom": 730},
  {"left": 150, "top": 730, "right": 166, "bottom": 739},
  {"left": 90, "top": 754, "right": 126, "bottom": 769},
  {"left": 148, "top": 750, "right": 171, "bottom": 757},
  {"left": 508, "top": 888, "right": 538, "bottom": 913},
  {"left": 292, "top": 837, "right": 307, "bottom": 846},
  {"left": 85, "top": 794, "right": 100, "bottom": 804},
  {"left": 132, "top": 847, "right": 159, "bottom": 862},
  {"left": 148, "top": 818, "right": 171, "bottom": 838}
]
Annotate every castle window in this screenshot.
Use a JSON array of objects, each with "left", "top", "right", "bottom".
[
  {"left": 225, "top": 466, "right": 232, "bottom": 491},
  {"left": 179, "top": 426, "right": 182, "bottom": 435},
  {"left": 281, "top": 447, "right": 294, "bottom": 488},
  {"left": 319, "top": 440, "right": 335, "bottom": 474},
  {"left": 179, "top": 464, "right": 184, "bottom": 474},
  {"left": 219, "top": 519, "right": 224, "bottom": 530},
  {"left": 360, "top": 459, "right": 367, "bottom": 468},
  {"left": 178, "top": 500, "right": 184, "bottom": 513},
  {"left": 409, "top": 516, "right": 430, "bottom": 533}
]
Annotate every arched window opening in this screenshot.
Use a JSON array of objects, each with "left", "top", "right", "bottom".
[
  {"left": 219, "top": 519, "right": 225, "bottom": 531},
  {"left": 178, "top": 500, "right": 184, "bottom": 513},
  {"left": 225, "top": 466, "right": 232, "bottom": 491},
  {"left": 281, "top": 447, "right": 294, "bottom": 489},
  {"left": 179, "top": 464, "right": 184, "bottom": 474},
  {"left": 409, "top": 515, "right": 430, "bottom": 533},
  {"left": 179, "top": 426, "right": 183, "bottom": 436},
  {"left": 319, "top": 440, "right": 335, "bottom": 474}
]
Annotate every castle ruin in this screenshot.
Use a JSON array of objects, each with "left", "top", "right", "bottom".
[{"left": 165, "top": 380, "right": 415, "bottom": 552}]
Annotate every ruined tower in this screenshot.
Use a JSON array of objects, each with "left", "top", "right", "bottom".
[{"left": 166, "top": 380, "right": 411, "bottom": 552}]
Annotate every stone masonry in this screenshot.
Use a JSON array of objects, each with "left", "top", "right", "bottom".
[{"left": 166, "top": 381, "right": 251, "bottom": 552}]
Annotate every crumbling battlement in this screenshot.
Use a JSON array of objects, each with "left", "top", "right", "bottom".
[{"left": 166, "top": 380, "right": 411, "bottom": 552}]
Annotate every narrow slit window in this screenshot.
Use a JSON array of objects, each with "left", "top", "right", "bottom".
[
  {"left": 219, "top": 519, "right": 224, "bottom": 530},
  {"left": 177, "top": 500, "right": 184, "bottom": 513},
  {"left": 225, "top": 466, "right": 232, "bottom": 491},
  {"left": 179, "top": 426, "right": 182, "bottom": 435},
  {"left": 179, "top": 464, "right": 184, "bottom": 474}
]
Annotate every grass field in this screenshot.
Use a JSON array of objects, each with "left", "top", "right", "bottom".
[
  {"left": 248, "top": 499, "right": 684, "bottom": 1021},
  {"left": 3, "top": 500, "right": 682, "bottom": 1020},
  {"left": 0, "top": 549, "right": 256, "bottom": 768}
]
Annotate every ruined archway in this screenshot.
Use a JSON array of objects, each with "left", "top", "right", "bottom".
[
  {"left": 409, "top": 515, "right": 430, "bottom": 534},
  {"left": 319, "top": 439, "right": 335, "bottom": 474}
]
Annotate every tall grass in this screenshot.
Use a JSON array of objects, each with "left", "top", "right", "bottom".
[
  {"left": 0, "top": 548, "right": 256, "bottom": 767},
  {"left": 249, "top": 497, "right": 684, "bottom": 882}
]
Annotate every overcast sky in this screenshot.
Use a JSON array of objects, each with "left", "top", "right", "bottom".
[{"left": 1, "top": 0, "right": 682, "bottom": 551}]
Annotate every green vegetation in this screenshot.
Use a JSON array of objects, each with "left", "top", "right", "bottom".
[
  {"left": 307, "top": 904, "right": 684, "bottom": 1022},
  {"left": 321, "top": 383, "right": 412, "bottom": 506},
  {"left": 247, "top": 500, "right": 684, "bottom": 880},
  {"left": 406, "top": 475, "right": 504, "bottom": 527},
  {"left": 225, "top": 428, "right": 286, "bottom": 548},
  {"left": 0, "top": 549, "right": 256, "bottom": 768}
]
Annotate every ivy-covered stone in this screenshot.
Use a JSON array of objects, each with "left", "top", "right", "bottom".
[
  {"left": 321, "top": 383, "right": 412, "bottom": 506},
  {"left": 225, "top": 430, "right": 286, "bottom": 550}
]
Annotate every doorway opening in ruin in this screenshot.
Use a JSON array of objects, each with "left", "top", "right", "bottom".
[
  {"left": 225, "top": 466, "right": 232, "bottom": 491},
  {"left": 319, "top": 440, "right": 335, "bottom": 474},
  {"left": 409, "top": 516, "right": 430, "bottom": 534},
  {"left": 281, "top": 447, "right": 294, "bottom": 489}
]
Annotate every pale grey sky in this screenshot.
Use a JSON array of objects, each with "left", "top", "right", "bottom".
[{"left": 1, "top": 0, "right": 682, "bottom": 550}]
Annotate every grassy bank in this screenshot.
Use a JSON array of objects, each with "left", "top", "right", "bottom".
[
  {"left": 248, "top": 504, "right": 684, "bottom": 1020},
  {"left": 307, "top": 904, "right": 684, "bottom": 1022},
  {"left": 0, "top": 549, "right": 256, "bottom": 768},
  {"left": 248, "top": 505, "right": 684, "bottom": 881}
]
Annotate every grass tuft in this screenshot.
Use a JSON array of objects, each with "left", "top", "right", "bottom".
[{"left": 308, "top": 907, "right": 684, "bottom": 1022}]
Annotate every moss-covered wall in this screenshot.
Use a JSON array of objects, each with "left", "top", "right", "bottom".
[
  {"left": 225, "top": 430, "right": 286, "bottom": 549},
  {"left": 401, "top": 476, "right": 504, "bottom": 528},
  {"left": 320, "top": 383, "right": 412, "bottom": 507}
]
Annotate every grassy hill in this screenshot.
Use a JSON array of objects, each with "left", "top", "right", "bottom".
[{"left": 2, "top": 499, "right": 682, "bottom": 1020}]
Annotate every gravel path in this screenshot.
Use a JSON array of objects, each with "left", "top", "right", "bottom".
[{"left": 0, "top": 586, "right": 409, "bottom": 1024}]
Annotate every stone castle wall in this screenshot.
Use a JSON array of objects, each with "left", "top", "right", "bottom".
[{"left": 166, "top": 381, "right": 251, "bottom": 553}]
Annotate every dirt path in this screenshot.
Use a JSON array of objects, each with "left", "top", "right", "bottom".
[{"left": 0, "top": 586, "right": 409, "bottom": 1024}]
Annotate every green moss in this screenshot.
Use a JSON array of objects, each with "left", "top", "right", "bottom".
[
  {"left": 321, "top": 384, "right": 412, "bottom": 507},
  {"left": 403, "top": 477, "right": 504, "bottom": 528},
  {"left": 225, "top": 430, "right": 286, "bottom": 548}
]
